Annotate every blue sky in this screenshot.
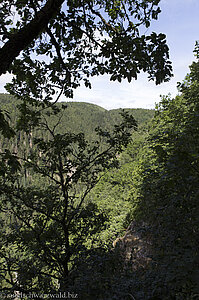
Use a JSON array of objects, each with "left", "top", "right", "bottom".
[{"left": 0, "top": 0, "right": 199, "bottom": 109}]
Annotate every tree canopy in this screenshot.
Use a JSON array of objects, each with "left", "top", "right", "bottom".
[{"left": 0, "top": 0, "right": 172, "bottom": 104}]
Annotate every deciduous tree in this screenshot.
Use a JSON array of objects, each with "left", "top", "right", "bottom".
[{"left": 0, "top": 0, "right": 172, "bottom": 106}]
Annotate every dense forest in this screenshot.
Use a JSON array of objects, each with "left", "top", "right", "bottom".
[
  {"left": 0, "top": 0, "right": 198, "bottom": 299},
  {"left": 1, "top": 56, "right": 199, "bottom": 298},
  {"left": 0, "top": 93, "right": 154, "bottom": 140}
]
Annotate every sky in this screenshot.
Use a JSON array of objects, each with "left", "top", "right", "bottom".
[{"left": 0, "top": 0, "right": 199, "bottom": 110}]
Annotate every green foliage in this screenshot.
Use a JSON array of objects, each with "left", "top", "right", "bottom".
[
  {"left": 127, "top": 58, "right": 199, "bottom": 298},
  {"left": 68, "top": 48, "right": 199, "bottom": 299},
  {"left": 0, "top": 92, "right": 155, "bottom": 297},
  {"left": 0, "top": 101, "right": 137, "bottom": 294},
  {"left": 2, "top": 61, "right": 199, "bottom": 297},
  {"left": 86, "top": 129, "right": 149, "bottom": 247}
]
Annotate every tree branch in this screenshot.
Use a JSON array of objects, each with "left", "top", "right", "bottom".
[
  {"left": 46, "top": 26, "right": 71, "bottom": 82},
  {"left": 88, "top": 5, "right": 117, "bottom": 33},
  {"left": 0, "top": 0, "right": 65, "bottom": 75}
]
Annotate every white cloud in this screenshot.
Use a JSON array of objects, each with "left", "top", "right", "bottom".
[{"left": 71, "top": 72, "right": 180, "bottom": 110}]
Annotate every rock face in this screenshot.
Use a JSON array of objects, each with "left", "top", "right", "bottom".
[{"left": 113, "top": 221, "right": 152, "bottom": 269}]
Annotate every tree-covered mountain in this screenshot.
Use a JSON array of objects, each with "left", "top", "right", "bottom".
[{"left": 0, "top": 93, "right": 154, "bottom": 145}]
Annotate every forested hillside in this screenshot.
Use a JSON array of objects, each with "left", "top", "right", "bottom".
[
  {"left": 0, "top": 93, "right": 154, "bottom": 140},
  {"left": 1, "top": 61, "right": 199, "bottom": 298},
  {"left": 1, "top": 56, "right": 198, "bottom": 298}
]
